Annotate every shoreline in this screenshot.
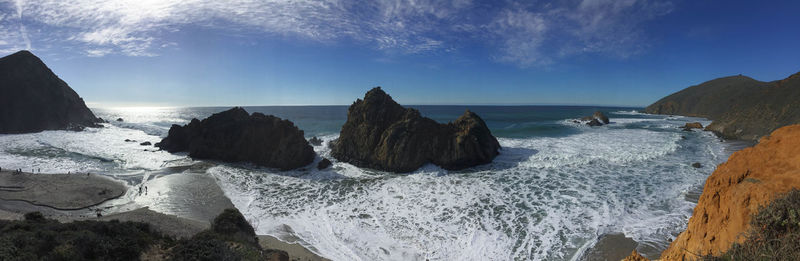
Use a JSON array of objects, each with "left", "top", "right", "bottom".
[{"left": 0, "top": 169, "right": 328, "bottom": 260}]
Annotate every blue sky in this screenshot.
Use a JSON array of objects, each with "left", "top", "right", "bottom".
[{"left": 1, "top": 0, "right": 799, "bottom": 107}]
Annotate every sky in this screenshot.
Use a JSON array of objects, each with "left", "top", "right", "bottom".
[{"left": 0, "top": 0, "right": 799, "bottom": 107}]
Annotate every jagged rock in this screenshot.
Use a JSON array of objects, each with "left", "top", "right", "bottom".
[
  {"left": 593, "top": 111, "right": 610, "bottom": 124},
  {"left": 317, "top": 158, "right": 332, "bottom": 170},
  {"left": 587, "top": 119, "right": 603, "bottom": 127},
  {"left": 140, "top": 141, "right": 151, "bottom": 146},
  {"left": 116, "top": 118, "right": 124, "bottom": 122},
  {"left": 331, "top": 87, "right": 501, "bottom": 173},
  {"left": 155, "top": 107, "right": 314, "bottom": 170},
  {"left": 308, "top": 136, "right": 323, "bottom": 146},
  {"left": 580, "top": 111, "right": 610, "bottom": 126},
  {"left": 0, "top": 51, "right": 102, "bottom": 133}
]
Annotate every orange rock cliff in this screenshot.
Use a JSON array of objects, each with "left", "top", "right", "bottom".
[{"left": 657, "top": 124, "right": 800, "bottom": 260}]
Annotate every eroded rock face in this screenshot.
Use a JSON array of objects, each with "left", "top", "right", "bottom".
[
  {"left": 0, "top": 51, "right": 102, "bottom": 133},
  {"left": 659, "top": 124, "right": 800, "bottom": 260},
  {"left": 156, "top": 107, "right": 314, "bottom": 170},
  {"left": 331, "top": 87, "right": 501, "bottom": 173}
]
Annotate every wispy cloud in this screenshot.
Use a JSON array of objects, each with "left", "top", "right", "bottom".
[{"left": 0, "top": 0, "right": 674, "bottom": 66}]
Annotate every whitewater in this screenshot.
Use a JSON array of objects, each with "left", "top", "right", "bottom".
[{"left": 0, "top": 106, "right": 741, "bottom": 260}]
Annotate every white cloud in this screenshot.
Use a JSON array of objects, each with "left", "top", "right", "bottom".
[
  {"left": 1, "top": 0, "right": 673, "bottom": 66},
  {"left": 86, "top": 48, "right": 112, "bottom": 57}
]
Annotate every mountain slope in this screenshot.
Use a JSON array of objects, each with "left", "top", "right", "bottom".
[
  {"left": 0, "top": 50, "right": 101, "bottom": 134},
  {"left": 645, "top": 72, "right": 800, "bottom": 140}
]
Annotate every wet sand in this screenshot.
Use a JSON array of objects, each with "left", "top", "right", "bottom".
[
  {"left": 581, "top": 233, "right": 639, "bottom": 261},
  {"left": 0, "top": 170, "right": 126, "bottom": 210},
  {"left": 0, "top": 168, "right": 327, "bottom": 260}
]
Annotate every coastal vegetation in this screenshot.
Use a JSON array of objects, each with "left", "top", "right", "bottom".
[
  {"left": 646, "top": 72, "right": 800, "bottom": 140},
  {"left": 0, "top": 209, "right": 285, "bottom": 261},
  {"left": 704, "top": 189, "right": 800, "bottom": 261}
]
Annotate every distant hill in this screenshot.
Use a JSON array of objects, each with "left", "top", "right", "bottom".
[
  {"left": 0, "top": 50, "right": 102, "bottom": 134},
  {"left": 645, "top": 72, "right": 800, "bottom": 140}
]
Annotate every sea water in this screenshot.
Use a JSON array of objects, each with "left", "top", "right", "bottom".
[{"left": 0, "top": 106, "right": 738, "bottom": 260}]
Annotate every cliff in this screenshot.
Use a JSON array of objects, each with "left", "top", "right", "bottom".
[
  {"left": 0, "top": 50, "right": 102, "bottom": 133},
  {"left": 659, "top": 124, "right": 800, "bottom": 260},
  {"left": 156, "top": 107, "right": 315, "bottom": 170},
  {"left": 645, "top": 72, "right": 800, "bottom": 140},
  {"left": 331, "top": 87, "right": 501, "bottom": 173}
]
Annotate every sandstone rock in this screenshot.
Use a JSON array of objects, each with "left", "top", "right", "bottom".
[
  {"left": 308, "top": 136, "right": 323, "bottom": 146},
  {"left": 331, "top": 87, "right": 501, "bottom": 173},
  {"left": 156, "top": 107, "right": 314, "bottom": 170},
  {"left": 0, "top": 51, "right": 102, "bottom": 133},
  {"left": 660, "top": 124, "right": 800, "bottom": 260},
  {"left": 622, "top": 250, "right": 649, "bottom": 261},
  {"left": 317, "top": 158, "right": 332, "bottom": 170}
]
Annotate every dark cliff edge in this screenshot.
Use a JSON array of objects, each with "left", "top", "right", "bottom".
[
  {"left": 156, "top": 107, "right": 315, "bottom": 170},
  {"left": 645, "top": 72, "right": 800, "bottom": 140},
  {"left": 0, "top": 50, "right": 102, "bottom": 134},
  {"left": 331, "top": 87, "right": 501, "bottom": 173}
]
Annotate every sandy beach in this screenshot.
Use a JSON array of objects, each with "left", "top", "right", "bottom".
[{"left": 0, "top": 169, "right": 327, "bottom": 260}]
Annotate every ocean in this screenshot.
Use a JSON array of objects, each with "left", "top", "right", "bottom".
[{"left": 0, "top": 106, "right": 745, "bottom": 260}]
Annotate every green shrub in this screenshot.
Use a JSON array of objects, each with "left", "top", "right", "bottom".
[{"left": 704, "top": 189, "right": 800, "bottom": 261}]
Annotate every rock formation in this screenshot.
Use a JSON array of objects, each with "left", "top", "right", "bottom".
[
  {"left": 0, "top": 50, "right": 102, "bottom": 133},
  {"left": 580, "top": 111, "right": 610, "bottom": 126},
  {"left": 645, "top": 72, "right": 800, "bottom": 140},
  {"left": 658, "top": 124, "right": 800, "bottom": 260},
  {"left": 331, "top": 87, "right": 501, "bottom": 173},
  {"left": 156, "top": 107, "right": 314, "bottom": 170},
  {"left": 308, "top": 136, "right": 323, "bottom": 146},
  {"left": 683, "top": 122, "right": 703, "bottom": 130},
  {"left": 317, "top": 158, "right": 332, "bottom": 170}
]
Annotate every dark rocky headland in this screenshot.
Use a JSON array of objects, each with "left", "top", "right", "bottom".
[
  {"left": 156, "top": 107, "right": 315, "bottom": 170},
  {"left": 331, "top": 87, "right": 501, "bottom": 173},
  {"left": 0, "top": 50, "right": 102, "bottom": 133},
  {"left": 645, "top": 72, "right": 800, "bottom": 140}
]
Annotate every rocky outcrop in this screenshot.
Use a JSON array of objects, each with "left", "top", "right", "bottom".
[
  {"left": 622, "top": 250, "right": 648, "bottom": 261},
  {"left": 308, "top": 136, "right": 323, "bottom": 146},
  {"left": 0, "top": 50, "right": 102, "bottom": 133},
  {"left": 645, "top": 72, "right": 800, "bottom": 140},
  {"left": 331, "top": 87, "right": 501, "bottom": 173},
  {"left": 659, "top": 124, "right": 800, "bottom": 260},
  {"left": 683, "top": 122, "right": 703, "bottom": 129},
  {"left": 580, "top": 111, "right": 610, "bottom": 126},
  {"left": 317, "top": 158, "right": 332, "bottom": 170},
  {"left": 156, "top": 107, "right": 314, "bottom": 170}
]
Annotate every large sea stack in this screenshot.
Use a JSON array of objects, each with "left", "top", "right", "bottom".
[
  {"left": 156, "top": 107, "right": 314, "bottom": 170},
  {"left": 645, "top": 72, "right": 800, "bottom": 140},
  {"left": 331, "top": 87, "right": 501, "bottom": 173},
  {"left": 0, "top": 50, "right": 102, "bottom": 133}
]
